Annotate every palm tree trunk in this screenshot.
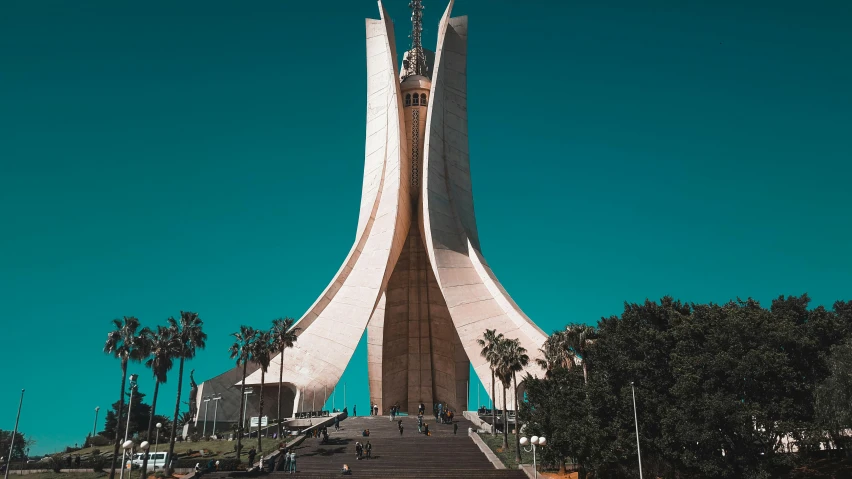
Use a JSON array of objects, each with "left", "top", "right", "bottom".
[
  {"left": 141, "top": 380, "right": 160, "bottom": 474},
  {"left": 582, "top": 361, "right": 588, "bottom": 385},
  {"left": 236, "top": 361, "right": 248, "bottom": 461},
  {"left": 167, "top": 355, "right": 185, "bottom": 472},
  {"left": 277, "top": 348, "right": 283, "bottom": 439},
  {"left": 513, "top": 373, "right": 521, "bottom": 463},
  {"left": 501, "top": 385, "right": 509, "bottom": 449},
  {"left": 108, "top": 358, "right": 129, "bottom": 479},
  {"left": 257, "top": 369, "right": 265, "bottom": 454},
  {"left": 491, "top": 369, "right": 497, "bottom": 436}
]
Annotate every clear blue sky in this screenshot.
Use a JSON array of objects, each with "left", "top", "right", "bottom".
[{"left": 1, "top": 0, "right": 850, "bottom": 455}]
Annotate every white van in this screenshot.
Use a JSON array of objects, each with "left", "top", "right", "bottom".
[{"left": 128, "top": 452, "right": 169, "bottom": 471}]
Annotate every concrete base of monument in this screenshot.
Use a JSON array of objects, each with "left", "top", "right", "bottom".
[{"left": 204, "top": 416, "right": 527, "bottom": 479}]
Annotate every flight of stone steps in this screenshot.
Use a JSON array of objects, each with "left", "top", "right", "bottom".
[{"left": 207, "top": 414, "right": 527, "bottom": 479}]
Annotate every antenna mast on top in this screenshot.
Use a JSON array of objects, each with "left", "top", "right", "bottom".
[{"left": 404, "top": 0, "right": 427, "bottom": 78}]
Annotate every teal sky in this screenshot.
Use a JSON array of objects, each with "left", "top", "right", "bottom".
[{"left": 2, "top": 0, "right": 851, "bottom": 455}]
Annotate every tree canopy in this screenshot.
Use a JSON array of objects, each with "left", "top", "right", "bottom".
[{"left": 520, "top": 294, "right": 852, "bottom": 479}]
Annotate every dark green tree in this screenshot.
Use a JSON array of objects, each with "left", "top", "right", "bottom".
[
  {"left": 271, "top": 318, "right": 299, "bottom": 439},
  {"left": 0, "top": 430, "right": 29, "bottom": 460},
  {"left": 140, "top": 325, "right": 179, "bottom": 473},
  {"left": 521, "top": 368, "right": 596, "bottom": 476},
  {"left": 477, "top": 329, "right": 504, "bottom": 437},
  {"left": 103, "top": 390, "right": 151, "bottom": 440},
  {"left": 103, "top": 316, "right": 148, "bottom": 479},
  {"left": 166, "top": 311, "right": 207, "bottom": 472},
  {"left": 249, "top": 330, "right": 273, "bottom": 455},
  {"left": 229, "top": 325, "right": 258, "bottom": 462},
  {"left": 814, "top": 339, "right": 852, "bottom": 453}
]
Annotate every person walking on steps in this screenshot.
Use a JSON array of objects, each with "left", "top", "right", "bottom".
[
  {"left": 288, "top": 451, "right": 296, "bottom": 474},
  {"left": 365, "top": 441, "right": 372, "bottom": 459},
  {"left": 247, "top": 448, "right": 257, "bottom": 469},
  {"left": 398, "top": 419, "right": 404, "bottom": 436},
  {"left": 454, "top": 421, "right": 458, "bottom": 434}
]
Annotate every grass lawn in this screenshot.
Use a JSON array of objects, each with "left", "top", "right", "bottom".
[
  {"left": 478, "top": 432, "right": 533, "bottom": 470},
  {"left": 59, "top": 438, "right": 286, "bottom": 460},
  {"left": 10, "top": 474, "right": 108, "bottom": 479}
]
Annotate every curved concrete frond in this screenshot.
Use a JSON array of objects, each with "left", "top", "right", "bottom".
[
  {"left": 241, "top": 3, "right": 410, "bottom": 408},
  {"left": 422, "top": 3, "right": 547, "bottom": 407}
]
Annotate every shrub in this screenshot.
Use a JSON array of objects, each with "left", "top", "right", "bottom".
[
  {"left": 46, "top": 456, "right": 62, "bottom": 473},
  {"left": 86, "top": 435, "right": 112, "bottom": 447},
  {"left": 90, "top": 456, "right": 106, "bottom": 472}
]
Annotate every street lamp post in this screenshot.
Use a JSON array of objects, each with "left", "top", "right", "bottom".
[
  {"left": 243, "top": 389, "right": 253, "bottom": 437},
  {"left": 519, "top": 435, "right": 546, "bottom": 479},
  {"left": 119, "top": 375, "right": 138, "bottom": 479},
  {"left": 631, "top": 382, "right": 644, "bottom": 479},
  {"left": 137, "top": 442, "right": 149, "bottom": 479},
  {"left": 202, "top": 397, "right": 211, "bottom": 438},
  {"left": 121, "top": 441, "right": 133, "bottom": 479},
  {"left": 153, "top": 423, "right": 162, "bottom": 468},
  {"left": 93, "top": 407, "right": 100, "bottom": 439},
  {"left": 4, "top": 389, "right": 24, "bottom": 479},
  {"left": 212, "top": 396, "right": 222, "bottom": 437}
]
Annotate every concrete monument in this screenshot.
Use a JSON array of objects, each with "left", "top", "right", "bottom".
[{"left": 196, "top": 0, "right": 547, "bottom": 423}]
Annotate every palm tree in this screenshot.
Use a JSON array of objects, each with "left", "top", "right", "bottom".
[
  {"left": 535, "top": 330, "right": 572, "bottom": 377},
  {"left": 249, "top": 330, "right": 274, "bottom": 455},
  {"left": 230, "top": 326, "right": 258, "bottom": 462},
  {"left": 103, "top": 316, "right": 147, "bottom": 479},
  {"left": 494, "top": 339, "right": 513, "bottom": 449},
  {"left": 270, "top": 318, "right": 299, "bottom": 439},
  {"left": 166, "top": 311, "right": 207, "bottom": 471},
  {"left": 564, "top": 324, "right": 597, "bottom": 384},
  {"left": 499, "top": 338, "right": 530, "bottom": 462},
  {"left": 477, "top": 329, "right": 504, "bottom": 436},
  {"left": 140, "top": 325, "right": 179, "bottom": 474}
]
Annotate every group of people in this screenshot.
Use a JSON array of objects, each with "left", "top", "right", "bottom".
[
  {"left": 388, "top": 403, "right": 402, "bottom": 420},
  {"left": 433, "top": 402, "right": 455, "bottom": 424},
  {"left": 416, "top": 414, "right": 431, "bottom": 436},
  {"left": 272, "top": 448, "right": 297, "bottom": 474},
  {"left": 369, "top": 403, "right": 380, "bottom": 416},
  {"left": 354, "top": 441, "right": 372, "bottom": 460}
]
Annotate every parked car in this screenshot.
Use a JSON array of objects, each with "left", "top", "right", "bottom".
[{"left": 127, "top": 452, "right": 169, "bottom": 471}]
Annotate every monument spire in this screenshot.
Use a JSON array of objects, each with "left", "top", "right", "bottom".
[{"left": 404, "top": 0, "right": 427, "bottom": 78}]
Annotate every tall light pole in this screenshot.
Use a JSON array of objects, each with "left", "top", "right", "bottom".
[
  {"left": 202, "top": 397, "right": 211, "bottom": 438},
  {"left": 631, "top": 382, "right": 644, "bottom": 479},
  {"left": 93, "top": 407, "right": 100, "bottom": 439},
  {"left": 120, "top": 441, "right": 133, "bottom": 479},
  {"left": 242, "top": 389, "right": 253, "bottom": 436},
  {"left": 4, "top": 389, "right": 24, "bottom": 479},
  {"left": 137, "top": 441, "right": 149, "bottom": 479},
  {"left": 119, "top": 375, "right": 138, "bottom": 479},
  {"left": 212, "top": 396, "right": 222, "bottom": 437},
  {"left": 153, "top": 423, "right": 162, "bottom": 469},
  {"left": 520, "top": 435, "right": 546, "bottom": 479}
]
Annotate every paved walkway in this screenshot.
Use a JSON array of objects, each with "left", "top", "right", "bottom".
[{"left": 207, "top": 414, "right": 525, "bottom": 478}]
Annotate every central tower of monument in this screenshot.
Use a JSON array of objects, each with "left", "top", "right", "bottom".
[{"left": 201, "top": 0, "right": 547, "bottom": 419}]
